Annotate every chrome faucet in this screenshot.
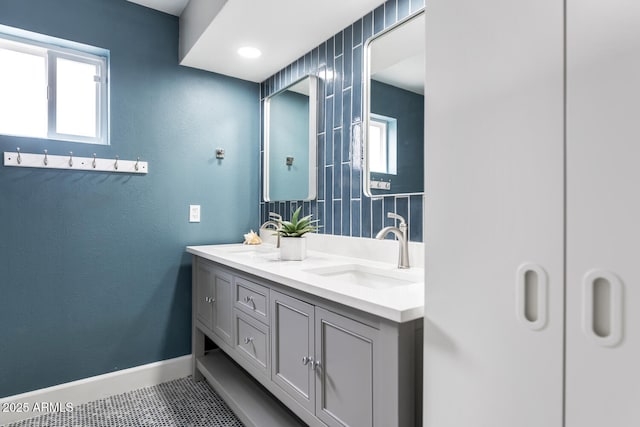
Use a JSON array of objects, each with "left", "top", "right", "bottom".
[
  {"left": 260, "top": 212, "right": 282, "bottom": 248},
  {"left": 375, "top": 212, "right": 410, "bottom": 269}
]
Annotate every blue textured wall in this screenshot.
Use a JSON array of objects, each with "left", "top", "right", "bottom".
[
  {"left": 260, "top": 0, "right": 425, "bottom": 242},
  {"left": 0, "top": 0, "right": 259, "bottom": 397},
  {"left": 370, "top": 80, "right": 424, "bottom": 195},
  {"left": 268, "top": 91, "right": 310, "bottom": 201}
]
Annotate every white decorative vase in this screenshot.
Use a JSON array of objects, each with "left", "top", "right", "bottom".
[{"left": 279, "top": 236, "right": 307, "bottom": 261}]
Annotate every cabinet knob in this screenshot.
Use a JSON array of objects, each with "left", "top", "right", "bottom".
[
  {"left": 244, "top": 295, "right": 254, "bottom": 306},
  {"left": 204, "top": 297, "right": 215, "bottom": 304},
  {"left": 302, "top": 356, "right": 312, "bottom": 365},
  {"left": 313, "top": 360, "right": 321, "bottom": 370},
  {"left": 243, "top": 337, "right": 254, "bottom": 344}
]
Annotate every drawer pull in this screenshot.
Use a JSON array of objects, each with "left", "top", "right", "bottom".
[
  {"left": 243, "top": 337, "right": 254, "bottom": 344},
  {"left": 243, "top": 295, "right": 255, "bottom": 306}
]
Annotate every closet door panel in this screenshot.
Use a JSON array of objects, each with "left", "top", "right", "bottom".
[
  {"left": 424, "top": 1, "right": 565, "bottom": 426},
  {"left": 566, "top": 1, "right": 640, "bottom": 425}
]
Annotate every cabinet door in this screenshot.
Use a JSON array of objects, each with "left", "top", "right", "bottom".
[
  {"left": 195, "top": 260, "right": 214, "bottom": 329},
  {"left": 212, "top": 269, "right": 233, "bottom": 346},
  {"left": 424, "top": 1, "right": 565, "bottom": 426},
  {"left": 566, "top": 1, "right": 640, "bottom": 425},
  {"left": 314, "top": 307, "right": 376, "bottom": 427},
  {"left": 270, "top": 290, "right": 315, "bottom": 413}
]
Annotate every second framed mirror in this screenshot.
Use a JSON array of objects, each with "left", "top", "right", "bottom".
[
  {"left": 363, "top": 11, "right": 425, "bottom": 197},
  {"left": 263, "top": 75, "right": 318, "bottom": 202}
]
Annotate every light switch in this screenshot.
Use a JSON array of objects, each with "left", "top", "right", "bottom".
[{"left": 189, "top": 205, "right": 201, "bottom": 223}]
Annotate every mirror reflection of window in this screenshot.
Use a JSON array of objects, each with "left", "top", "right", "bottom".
[
  {"left": 369, "top": 114, "right": 397, "bottom": 175},
  {"left": 369, "top": 120, "right": 387, "bottom": 173}
]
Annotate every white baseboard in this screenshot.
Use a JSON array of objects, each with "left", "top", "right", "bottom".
[{"left": 0, "top": 355, "right": 192, "bottom": 425}]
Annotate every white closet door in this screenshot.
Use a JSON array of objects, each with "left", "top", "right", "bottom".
[
  {"left": 566, "top": 1, "right": 640, "bottom": 425},
  {"left": 424, "top": 0, "right": 564, "bottom": 426}
]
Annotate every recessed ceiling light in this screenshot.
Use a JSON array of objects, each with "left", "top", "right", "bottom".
[{"left": 237, "top": 46, "right": 262, "bottom": 59}]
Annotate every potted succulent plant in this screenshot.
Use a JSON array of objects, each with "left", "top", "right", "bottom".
[{"left": 275, "top": 206, "right": 319, "bottom": 261}]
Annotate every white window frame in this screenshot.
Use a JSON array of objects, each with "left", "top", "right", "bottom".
[{"left": 0, "top": 29, "right": 109, "bottom": 145}]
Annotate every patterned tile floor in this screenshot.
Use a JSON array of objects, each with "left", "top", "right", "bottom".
[{"left": 6, "top": 377, "right": 244, "bottom": 427}]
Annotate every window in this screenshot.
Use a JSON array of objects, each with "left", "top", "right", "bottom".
[
  {"left": 0, "top": 27, "right": 109, "bottom": 144},
  {"left": 369, "top": 113, "right": 397, "bottom": 174}
]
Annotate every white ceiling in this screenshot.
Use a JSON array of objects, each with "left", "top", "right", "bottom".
[
  {"left": 127, "top": 0, "right": 188, "bottom": 16},
  {"left": 128, "top": 0, "right": 385, "bottom": 83}
]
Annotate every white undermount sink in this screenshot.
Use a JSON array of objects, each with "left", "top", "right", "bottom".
[{"left": 303, "top": 264, "right": 420, "bottom": 290}]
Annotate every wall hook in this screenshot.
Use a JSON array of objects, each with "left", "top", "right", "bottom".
[
  {"left": 286, "top": 156, "right": 294, "bottom": 166},
  {"left": 4, "top": 151, "right": 148, "bottom": 174}
]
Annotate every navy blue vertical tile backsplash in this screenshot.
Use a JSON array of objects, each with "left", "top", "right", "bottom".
[{"left": 260, "top": 0, "right": 425, "bottom": 242}]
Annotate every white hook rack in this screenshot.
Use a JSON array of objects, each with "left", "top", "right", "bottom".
[{"left": 3, "top": 150, "right": 148, "bottom": 174}]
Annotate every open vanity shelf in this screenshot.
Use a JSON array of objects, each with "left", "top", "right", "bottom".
[{"left": 196, "top": 350, "right": 303, "bottom": 426}]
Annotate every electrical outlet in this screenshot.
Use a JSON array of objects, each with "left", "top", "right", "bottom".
[{"left": 189, "top": 205, "right": 201, "bottom": 223}]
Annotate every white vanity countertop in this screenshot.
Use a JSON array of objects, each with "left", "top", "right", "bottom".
[{"left": 186, "top": 243, "right": 424, "bottom": 323}]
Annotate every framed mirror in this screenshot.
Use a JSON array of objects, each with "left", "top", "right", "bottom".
[
  {"left": 263, "top": 75, "right": 318, "bottom": 202},
  {"left": 363, "top": 11, "right": 425, "bottom": 197}
]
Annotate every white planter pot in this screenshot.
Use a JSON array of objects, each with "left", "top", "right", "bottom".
[{"left": 279, "top": 236, "right": 307, "bottom": 261}]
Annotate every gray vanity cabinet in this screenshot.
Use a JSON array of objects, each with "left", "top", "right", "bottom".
[
  {"left": 191, "top": 255, "right": 422, "bottom": 427},
  {"left": 194, "top": 259, "right": 233, "bottom": 346},
  {"left": 270, "top": 290, "right": 316, "bottom": 413}
]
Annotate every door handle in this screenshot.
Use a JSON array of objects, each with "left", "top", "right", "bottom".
[
  {"left": 516, "top": 263, "right": 548, "bottom": 330},
  {"left": 582, "top": 270, "right": 623, "bottom": 347}
]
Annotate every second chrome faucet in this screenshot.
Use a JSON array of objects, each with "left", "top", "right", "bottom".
[
  {"left": 375, "top": 212, "right": 410, "bottom": 269},
  {"left": 260, "top": 212, "right": 282, "bottom": 247}
]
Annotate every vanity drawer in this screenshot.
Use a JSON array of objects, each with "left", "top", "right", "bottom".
[
  {"left": 234, "top": 309, "right": 269, "bottom": 373},
  {"left": 234, "top": 277, "right": 269, "bottom": 324}
]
